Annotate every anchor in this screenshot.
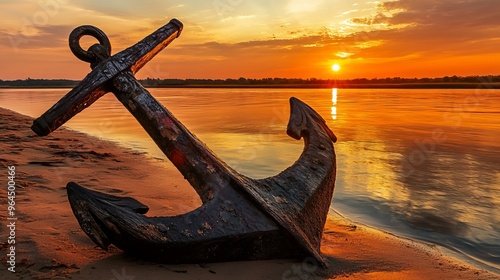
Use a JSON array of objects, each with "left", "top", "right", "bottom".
[{"left": 31, "top": 19, "right": 337, "bottom": 265}]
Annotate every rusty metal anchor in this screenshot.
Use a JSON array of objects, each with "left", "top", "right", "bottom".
[{"left": 31, "top": 19, "right": 337, "bottom": 265}]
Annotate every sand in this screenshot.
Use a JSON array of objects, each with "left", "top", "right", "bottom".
[{"left": 0, "top": 107, "right": 498, "bottom": 280}]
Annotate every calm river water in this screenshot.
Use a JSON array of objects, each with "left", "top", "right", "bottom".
[{"left": 1, "top": 87, "right": 499, "bottom": 271}]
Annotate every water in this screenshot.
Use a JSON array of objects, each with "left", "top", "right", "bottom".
[{"left": 1, "top": 87, "right": 499, "bottom": 271}]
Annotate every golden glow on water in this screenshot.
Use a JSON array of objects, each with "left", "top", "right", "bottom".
[
  {"left": 331, "top": 88, "right": 338, "bottom": 120},
  {"left": 336, "top": 140, "right": 409, "bottom": 202}
]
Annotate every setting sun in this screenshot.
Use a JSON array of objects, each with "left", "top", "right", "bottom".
[{"left": 332, "top": 63, "right": 341, "bottom": 72}]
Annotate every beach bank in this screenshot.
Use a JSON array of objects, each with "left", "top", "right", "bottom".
[{"left": 0, "top": 107, "right": 497, "bottom": 280}]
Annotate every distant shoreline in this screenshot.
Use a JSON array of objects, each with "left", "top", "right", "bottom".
[
  {"left": 2, "top": 75, "right": 500, "bottom": 89},
  {"left": 1, "top": 82, "right": 499, "bottom": 89}
]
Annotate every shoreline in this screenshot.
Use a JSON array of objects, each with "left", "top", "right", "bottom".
[
  {"left": 329, "top": 208, "right": 500, "bottom": 274},
  {"left": 0, "top": 107, "right": 498, "bottom": 279}
]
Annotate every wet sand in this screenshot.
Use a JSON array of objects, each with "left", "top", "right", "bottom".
[{"left": 0, "top": 107, "right": 498, "bottom": 280}]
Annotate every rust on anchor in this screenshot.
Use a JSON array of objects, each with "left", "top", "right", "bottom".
[{"left": 31, "top": 18, "right": 337, "bottom": 265}]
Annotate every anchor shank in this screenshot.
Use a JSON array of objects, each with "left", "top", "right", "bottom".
[{"left": 109, "top": 71, "right": 231, "bottom": 202}]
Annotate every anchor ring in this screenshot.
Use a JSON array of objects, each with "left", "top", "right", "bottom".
[{"left": 69, "top": 25, "right": 111, "bottom": 63}]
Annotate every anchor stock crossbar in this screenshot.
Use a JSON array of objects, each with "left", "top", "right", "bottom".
[{"left": 31, "top": 18, "right": 337, "bottom": 265}]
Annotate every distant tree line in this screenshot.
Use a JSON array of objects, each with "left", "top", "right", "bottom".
[
  {"left": 0, "top": 78, "right": 78, "bottom": 87},
  {"left": 1, "top": 75, "right": 499, "bottom": 88},
  {"left": 139, "top": 75, "right": 500, "bottom": 88}
]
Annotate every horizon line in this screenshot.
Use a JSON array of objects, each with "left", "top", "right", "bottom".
[{"left": 2, "top": 74, "right": 500, "bottom": 82}]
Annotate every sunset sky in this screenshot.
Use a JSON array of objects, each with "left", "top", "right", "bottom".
[{"left": 1, "top": 0, "right": 499, "bottom": 80}]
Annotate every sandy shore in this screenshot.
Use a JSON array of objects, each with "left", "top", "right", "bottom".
[{"left": 0, "top": 107, "right": 498, "bottom": 280}]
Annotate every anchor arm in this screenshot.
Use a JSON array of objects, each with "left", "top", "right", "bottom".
[{"left": 234, "top": 97, "right": 337, "bottom": 265}]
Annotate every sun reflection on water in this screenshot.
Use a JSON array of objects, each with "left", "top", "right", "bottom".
[{"left": 331, "top": 88, "right": 338, "bottom": 120}]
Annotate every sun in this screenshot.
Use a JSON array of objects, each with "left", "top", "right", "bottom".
[{"left": 331, "top": 63, "right": 341, "bottom": 72}]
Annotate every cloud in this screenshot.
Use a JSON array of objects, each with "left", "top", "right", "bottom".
[
  {"left": 1, "top": 24, "right": 73, "bottom": 50},
  {"left": 168, "top": 31, "right": 341, "bottom": 60},
  {"left": 381, "top": 0, "right": 500, "bottom": 28},
  {"left": 344, "top": 0, "right": 500, "bottom": 59}
]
